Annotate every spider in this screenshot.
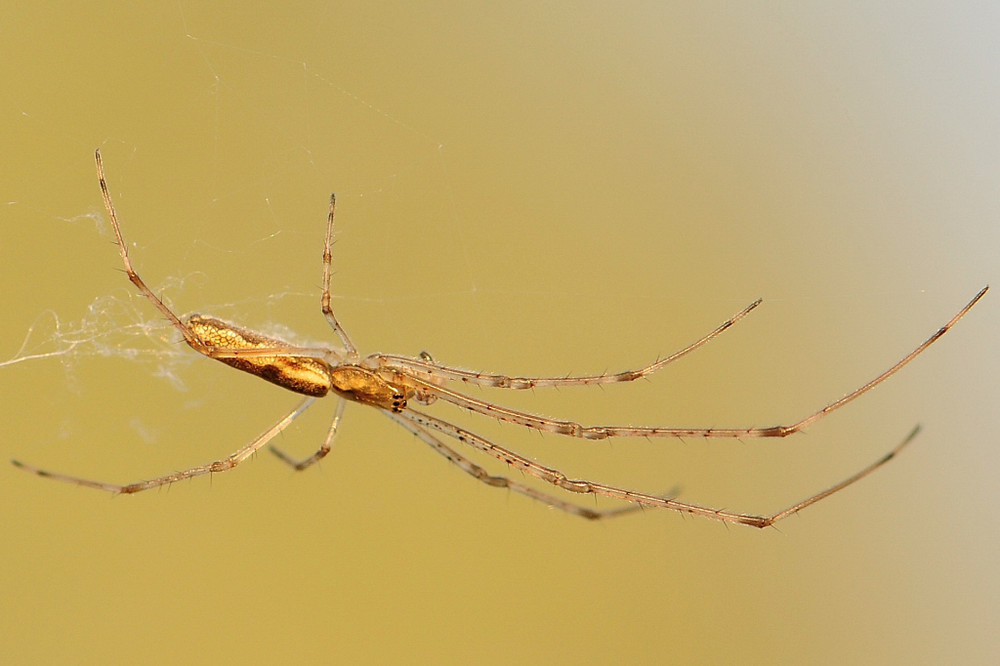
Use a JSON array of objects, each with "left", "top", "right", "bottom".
[{"left": 11, "top": 149, "right": 988, "bottom": 527}]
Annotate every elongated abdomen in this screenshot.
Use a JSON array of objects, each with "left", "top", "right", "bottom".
[{"left": 185, "top": 314, "right": 333, "bottom": 397}]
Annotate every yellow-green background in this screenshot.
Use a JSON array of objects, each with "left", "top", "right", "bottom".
[{"left": 2, "top": 4, "right": 996, "bottom": 664}]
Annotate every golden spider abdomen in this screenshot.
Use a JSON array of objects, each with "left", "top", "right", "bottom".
[{"left": 185, "top": 314, "right": 333, "bottom": 397}]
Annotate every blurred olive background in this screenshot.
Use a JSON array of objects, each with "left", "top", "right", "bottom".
[{"left": 1, "top": 3, "right": 996, "bottom": 664}]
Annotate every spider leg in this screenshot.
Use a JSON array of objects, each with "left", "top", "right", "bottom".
[
  {"left": 367, "top": 298, "right": 762, "bottom": 389},
  {"left": 270, "top": 397, "right": 347, "bottom": 470},
  {"left": 764, "top": 425, "right": 920, "bottom": 523},
  {"left": 400, "top": 408, "right": 921, "bottom": 528},
  {"left": 319, "top": 193, "right": 358, "bottom": 358},
  {"left": 387, "top": 411, "right": 650, "bottom": 520},
  {"left": 95, "top": 149, "right": 215, "bottom": 356},
  {"left": 12, "top": 397, "right": 317, "bottom": 493},
  {"left": 399, "top": 287, "right": 987, "bottom": 440}
]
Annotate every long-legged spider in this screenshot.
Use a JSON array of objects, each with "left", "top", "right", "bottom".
[{"left": 11, "top": 149, "right": 987, "bottom": 527}]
